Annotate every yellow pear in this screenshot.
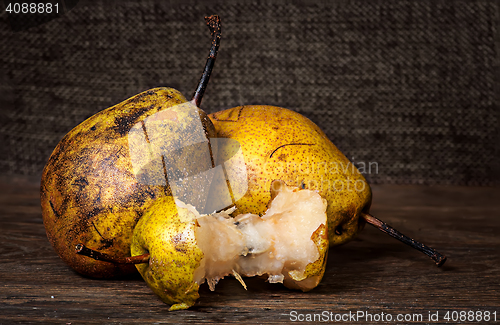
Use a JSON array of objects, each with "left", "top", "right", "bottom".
[
  {"left": 209, "top": 105, "right": 371, "bottom": 246},
  {"left": 209, "top": 105, "right": 446, "bottom": 267}
]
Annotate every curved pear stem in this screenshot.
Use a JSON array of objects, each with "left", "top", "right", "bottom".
[
  {"left": 191, "top": 15, "right": 222, "bottom": 108},
  {"left": 361, "top": 213, "right": 447, "bottom": 267},
  {"left": 75, "top": 243, "right": 150, "bottom": 264}
]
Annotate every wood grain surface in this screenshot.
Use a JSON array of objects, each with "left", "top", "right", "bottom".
[{"left": 0, "top": 176, "right": 499, "bottom": 324}]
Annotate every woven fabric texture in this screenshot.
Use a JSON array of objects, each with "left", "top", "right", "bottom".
[{"left": 0, "top": 0, "right": 498, "bottom": 186}]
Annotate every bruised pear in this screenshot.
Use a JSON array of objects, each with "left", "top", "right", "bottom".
[
  {"left": 209, "top": 105, "right": 371, "bottom": 246},
  {"left": 41, "top": 16, "right": 222, "bottom": 278},
  {"left": 130, "top": 182, "right": 328, "bottom": 311},
  {"left": 41, "top": 89, "right": 214, "bottom": 278}
]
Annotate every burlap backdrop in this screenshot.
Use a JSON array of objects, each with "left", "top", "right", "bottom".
[{"left": 0, "top": 0, "right": 498, "bottom": 186}]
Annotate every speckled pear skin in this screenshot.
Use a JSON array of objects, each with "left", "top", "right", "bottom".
[
  {"left": 209, "top": 105, "right": 372, "bottom": 246},
  {"left": 131, "top": 196, "right": 204, "bottom": 311},
  {"left": 41, "top": 87, "right": 216, "bottom": 279}
]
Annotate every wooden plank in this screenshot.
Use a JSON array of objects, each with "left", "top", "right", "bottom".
[{"left": 0, "top": 177, "right": 499, "bottom": 324}]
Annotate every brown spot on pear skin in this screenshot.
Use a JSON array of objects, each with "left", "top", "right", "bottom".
[
  {"left": 171, "top": 233, "right": 188, "bottom": 254},
  {"left": 269, "top": 179, "right": 287, "bottom": 202},
  {"left": 210, "top": 106, "right": 244, "bottom": 122},
  {"left": 113, "top": 104, "right": 155, "bottom": 136},
  {"left": 49, "top": 200, "right": 60, "bottom": 219},
  {"left": 342, "top": 204, "right": 357, "bottom": 223},
  {"left": 72, "top": 177, "right": 89, "bottom": 191},
  {"left": 269, "top": 143, "right": 314, "bottom": 158},
  {"left": 92, "top": 221, "right": 114, "bottom": 249}
]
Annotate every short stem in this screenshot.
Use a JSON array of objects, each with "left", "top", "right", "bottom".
[
  {"left": 75, "top": 243, "right": 150, "bottom": 264},
  {"left": 191, "top": 15, "right": 222, "bottom": 108},
  {"left": 361, "top": 213, "right": 447, "bottom": 267}
]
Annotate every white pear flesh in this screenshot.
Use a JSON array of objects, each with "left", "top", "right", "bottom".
[{"left": 176, "top": 184, "right": 328, "bottom": 292}]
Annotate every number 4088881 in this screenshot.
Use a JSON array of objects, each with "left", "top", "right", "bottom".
[
  {"left": 5, "top": 3, "right": 59, "bottom": 14},
  {"left": 443, "top": 311, "right": 497, "bottom": 322}
]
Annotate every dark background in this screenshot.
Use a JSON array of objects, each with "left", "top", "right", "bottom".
[{"left": 1, "top": 0, "right": 498, "bottom": 186}]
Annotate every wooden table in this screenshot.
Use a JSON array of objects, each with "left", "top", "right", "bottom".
[{"left": 1, "top": 176, "right": 499, "bottom": 324}]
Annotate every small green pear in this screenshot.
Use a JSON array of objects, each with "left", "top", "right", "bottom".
[
  {"left": 131, "top": 196, "right": 204, "bottom": 311},
  {"left": 128, "top": 182, "right": 328, "bottom": 311}
]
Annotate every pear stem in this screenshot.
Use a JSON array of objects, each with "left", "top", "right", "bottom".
[
  {"left": 191, "top": 15, "right": 221, "bottom": 108},
  {"left": 361, "top": 213, "right": 447, "bottom": 267},
  {"left": 75, "top": 243, "right": 150, "bottom": 264}
]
